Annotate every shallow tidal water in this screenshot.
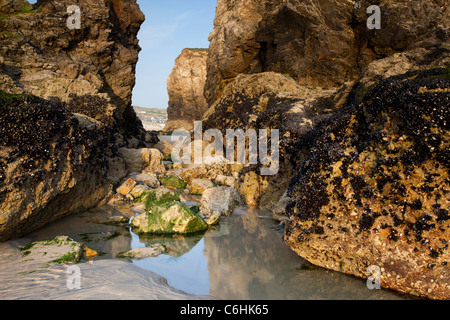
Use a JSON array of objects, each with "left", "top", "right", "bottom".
[{"left": 0, "top": 204, "right": 411, "bottom": 300}]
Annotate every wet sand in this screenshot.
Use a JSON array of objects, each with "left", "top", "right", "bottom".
[
  {"left": 0, "top": 206, "right": 211, "bottom": 300},
  {"left": 0, "top": 204, "right": 411, "bottom": 300}
]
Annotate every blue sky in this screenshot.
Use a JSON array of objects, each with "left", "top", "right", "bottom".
[
  {"left": 134, "top": 1, "right": 216, "bottom": 109},
  {"left": 29, "top": 0, "right": 217, "bottom": 109}
]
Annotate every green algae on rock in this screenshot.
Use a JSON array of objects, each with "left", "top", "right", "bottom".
[
  {"left": 160, "top": 175, "right": 187, "bottom": 189},
  {"left": 136, "top": 187, "right": 182, "bottom": 212},
  {"left": 284, "top": 68, "right": 450, "bottom": 300},
  {"left": 131, "top": 201, "right": 208, "bottom": 235},
  {"left": 19, "top": 236, "right": 86, "bottom": 264}
]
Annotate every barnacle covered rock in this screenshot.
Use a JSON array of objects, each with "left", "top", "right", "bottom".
[{"left": 284, "top": 68, "right": 450, "bottom": 300}]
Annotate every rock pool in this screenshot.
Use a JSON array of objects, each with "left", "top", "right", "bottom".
[{"left": 0, "top": 204, "right": 412, "bottom": 300}]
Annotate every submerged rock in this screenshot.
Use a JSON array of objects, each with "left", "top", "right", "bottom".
[
  {"left": 138, "top": 232, "right": 205, "bottom": 258},
  {"left": 284, "top": 68, "right": 450, "bottom": 300},
  {"left": 131, "top": 202, "right": 208, "bottom": 235},
  {"left": 118, "top": 244, "right": 166, "bottom": 260},
  {"left": 19, "top": 236, "right": 93, "bottom": 264},
  {"left": 206, "top": 213, "right": 222, "bottom": 226},
  {"left": 200, "top": 187, "right": 237, "bottom": 218}
]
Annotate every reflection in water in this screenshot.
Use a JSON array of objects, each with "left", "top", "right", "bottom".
[
  {"left": 11, "top": 204, "right": 409, "bottom": 300},
  {"left": 134, "top": 232, "right": 205, "bottom": 258},
  {"left": 131, "top": 207, "right": 407, "bottom": 300},
  {"left": 132, "top": 235, "right": 210, "bottom": 295},
  {"left": 203, "top": 208, "right": 405, "bottom": 300},
  {"left": 23, "top": 205, "right": 133, "bottom": 260}
]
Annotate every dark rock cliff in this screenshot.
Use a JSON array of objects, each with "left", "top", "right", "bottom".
[
  {"left": 198, "top": 0, "right": 449, "bottom": 299},
  {"left": 204, "top": 0, "right": 449, "bottom": 105},
  {"left": 0, "top": 0, "right": 155, "bottom": 241},
  {"left": 285, "top": 68, "right": 450, "bottom": 300},
  {"left": 0, "top": 0, "right": 147, "bottom": 136}
]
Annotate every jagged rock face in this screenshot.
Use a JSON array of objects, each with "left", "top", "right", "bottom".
[
  {"left": 205, "top": 0, "right": 449, "bottom": 104},
  {"left": 0, "top": 92, "right": 124, "bottom": 241},
  {"left": 0, "top": 0, "right": 28, "bottom": 13},
  {"left": 349, "top": 47, "right": 450, "bottom": 105},
  {"left": 284, "top": 68, "right": 450, "bottom": 300},
  {"left": 165, "top": 48, "right": 209, "bottom": 132},
  {"left": 202, "top": 72, "right": 337, "bottom": 208},
  {"left": 204, "top": 0, "right": 267, "bottom": 105},
  {"left": 0, "top": 0, "right": 145, "bottom": 135},
  {"left": 0, "top": 0, "right": 151, "bottom": 241}
]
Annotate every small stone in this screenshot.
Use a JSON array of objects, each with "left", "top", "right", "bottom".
[
  {"left": 118, "top": 245, "right": 165, "bottom": 259},
  {"left": 189, "top": 179, "right": 215, "bottom": 195},
  {"left": 116, "top": 178, "right": 137, "bottom": 196},
  {"left": 134, "top": 173, "right": 159, "bottom": 188},
  {"left": 206, "top": 212, "right": 221, "bottom": 226},
  {"left": 215, "top": 175, "right": 235, "bottom": 187},
  {"left": 129, "top": 184, "right": 150, "bottom": 199},
  {"left": 83, "top": 246, "right": 98, "bottom": 258},
  {"left": 200, "top": 187, "right": 236, "bottom": 217}
]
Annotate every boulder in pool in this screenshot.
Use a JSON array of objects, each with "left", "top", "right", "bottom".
[{"left": 131, "top": 202, "right": 208, "bottom": 235}]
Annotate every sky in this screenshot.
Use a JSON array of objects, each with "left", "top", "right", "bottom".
[
  {"left": 133, "top": 1, "right": 216, "bottom": 109},
  {"left": 28, "top": 0, "right": 217, "bottom": 110}
]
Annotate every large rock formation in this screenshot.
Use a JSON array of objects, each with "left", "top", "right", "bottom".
[
  {"left": 164, "top": 48, "right": 209, "bottom": 132},
  {"left": 204, "top": 0, "right": 449, "bottom": 104},
  {"left": 0, "top": 0, "right": 147, "bottom": 136},
  {"left": 202, "top": 72, "right": 337, "bottom": 208},
  {"left": 197, "top": 0, "right": 450, "bottom": 299},
  {"left": 0, "top": 0, "right": 153, "bottom": 241},
  {"left": 284, "top": 67, "right": 450, "bottom": 300}
]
